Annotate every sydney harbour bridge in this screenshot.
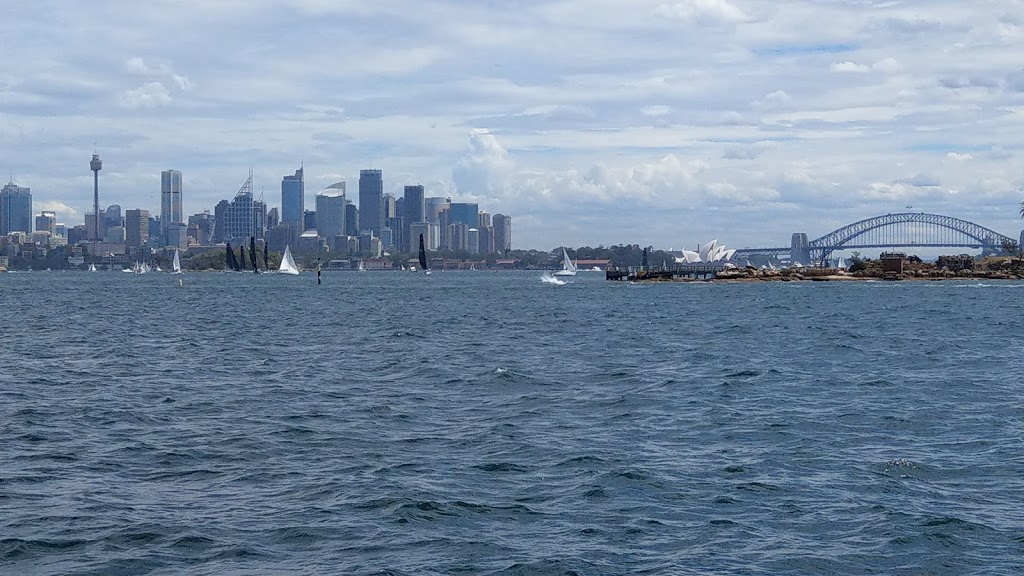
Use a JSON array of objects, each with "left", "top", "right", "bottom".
[{"left": 732, "top": 212, "right": 1022, "bottom": 266}]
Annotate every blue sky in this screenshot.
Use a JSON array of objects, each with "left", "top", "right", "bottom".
[{"left": 3, "top": 0, "right": 1024, "bottom": 250}]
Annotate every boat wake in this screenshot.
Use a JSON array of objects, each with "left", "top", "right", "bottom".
[{"left": 540, "top": 273, "right": 566, "bottom": 285}]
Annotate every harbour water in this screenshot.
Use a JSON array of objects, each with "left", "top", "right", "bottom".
[{"left": 2, "top": 271, "right": 1023, "bottom": 575}]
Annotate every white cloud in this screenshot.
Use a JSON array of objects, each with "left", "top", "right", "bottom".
[
  {"left": 654, "top": 0, "right": 750, "bottom": 25},
  {"left": 118, "top": 82, "right": 172, "bottom": 109},
  {"left": 946, "top": 152, "right": 973, "bottom": 161},
  {"left": 831, "top": 61, "right": 870, "bottom": 74},
  {"left": 37, "top": 200, "right": 78, "bottom": 220}
]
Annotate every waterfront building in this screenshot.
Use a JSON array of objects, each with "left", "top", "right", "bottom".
[
  {"left": 35, "top": 211, "right": 56, "bottom": 236},
  {"left": 316, "top": 185, "right": 346, "bottom": 240},
  {"left": 281, "top": 167, "right": 304, "bottom": 224},
  {"left": 1, "top": 181, "right": 32, "bottom": 234},
  {"left": 358, "top": 169, "right": 383, "bottom": 236},
  {"left": 403, "top": 185, "right": 425, "bottom": 253},
  {"left": 160, "top": 169, "right": 183, "bottom": 238},
  {"left": 125, "top": 209, "right": 150, "bottom": 250},
  {"left": 493, "top": 214, "right": 512, "bottom": 253}
]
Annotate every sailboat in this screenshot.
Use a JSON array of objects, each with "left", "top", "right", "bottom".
[
  {"left": 418, "top": 233, "right": 431, "bottom": 275},
  {"left": 554, "top": 247, "right": 577, "bottom": 277},
  {"left": 171, "top": 249, "right": 183, "bottom": 274},
  {"left": 88, "top": 263, "right": 97, "bottom": 272},
  {"left": 278, "top": 245, "right": 300, "bottom": 275},
  {"left": 357, "top": 260, "right": 366, "bottom": 272}
]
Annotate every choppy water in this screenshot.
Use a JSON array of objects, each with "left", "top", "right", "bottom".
[{"left": 2, "top": 271, "right": 1023, "bottom": 575}]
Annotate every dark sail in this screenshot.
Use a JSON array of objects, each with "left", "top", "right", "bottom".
[
  {"left": 642, "top": 247, "right": 648, "bottom": 268},
  {"left": 239, "top": 244, "right": 246, "bottom": 270},
  {"left": 226, "top": 243, "right": 241, "bottom": 271},
  {"left": 418, "top": 234, "right": 428, "bottom": 271},
  {"left": 263, "top": 241, "right": 269, "bottom": 270},
  {"left": 249, "top": 236, "right": 258, "bottom": 273}
]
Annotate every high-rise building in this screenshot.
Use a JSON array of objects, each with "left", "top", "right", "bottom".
[
  {"left": 35, "top": 211, "right": 56, "bottom": 236},
  {"left": 345, "top": 202, "right": 359, "bottom": 238},
  {"left": 467, "top": 228, "right": 480, "bottom": 255},
  {"left": 266, "top": 207, "right": 280, "bottom": 229},
  {"left": 449, "top": 202, "right": 479, "bottom": 228},
  {"left": 104, "top": 205, "right": 123, "bottom": 232},
  {"left": 213, "top": 200, "right": 229, "bottom": 244},
  {"left": 316, "top": 184, "right": 346, "bottom": 240},
  {"left": 125, "top": 209, "right": 150, "bottom": 249},
  {"left": 303, "top": 210, "right": 316, "bottom": 232},
  {"left": 281, "top": 167, "right": 304, "bottom": 224},
  {"left": 493, "top": 214, "right": 512, "bottom": 253},
  {"left": 403, "top": 185, "right": 425, "bottom": 252},
  {"left": 409, "top": 222, "right": 430, "bottom": 255},
  {"left": 425, "top": 197, "right": 450, "bottom": 224},
  {"left": 479, "top": 225, "right": 495, "bottom": 254},
  {"left": 478, "top": 210, "right": 491, "bottom": 229},
  {"left": 160, "top": 169, "right": 183, "bottom": 237},
  {"left": 187, "top": 211, "right": 214, "bottom": 245},
  {"left": 0, "top": 181, "right": 32, "bottom": 234},
  {"left": 386, "top": 216, "right": 404, "bottom": 252},
  {"left": 358, "top": 169, "right": 383, "bottom": 235},
  {"left": 223, "top": 174, "right": 257, "bottom": 243},
  {"left": 384, "top": 193, "right": 397, "bottom": 220}
]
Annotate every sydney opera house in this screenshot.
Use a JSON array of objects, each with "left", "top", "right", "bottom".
[{"left": 674, "top": 239, "right": 736, "bottom": 265}]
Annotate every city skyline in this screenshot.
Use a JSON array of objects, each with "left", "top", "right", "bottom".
[{"left": 3, "top": 1, "right": 1024, "bottom": 250}]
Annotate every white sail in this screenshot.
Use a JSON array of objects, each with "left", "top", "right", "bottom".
[
  {"left": 554, "top": 247, "right": 577, "bottom": 276},
  {"left": 88, "top": 263, "right": 97, "bottom": 272},
  {"left": 278, "top": 245, "right": 299, "bottom": 275},
  {"left": 172, "top": 249, "right": 182, "bottom": 274}
]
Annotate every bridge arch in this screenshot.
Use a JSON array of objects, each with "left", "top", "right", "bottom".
[{"left": 808, "top": 212, "right": 1016, "bottom": 263}]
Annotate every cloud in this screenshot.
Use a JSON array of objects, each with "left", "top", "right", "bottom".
[
  {"left": 118, "top": 82, "right": 172, "bottom": 109},
  {"left": 653, "top": 0, "right": 750, "bottom": 25},
  {"left": 830, "top": 58, "right": 900, "bottom": 74},
  {"left": 37, "top": 200, "right": 79, "bottom": 220},
  {"left": 946, "top": 152, "right": 973, "bottom": 161}
]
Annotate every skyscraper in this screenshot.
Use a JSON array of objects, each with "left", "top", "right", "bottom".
[
  {"left": 344, "top": 202, "right": 359, "bottom": 238},
  {"left": 358, "top": 169, "right": 383, "bottom": 235},
  {"left": 281, "top": 167, "right": 304, "bottom": 224},
  {"left": 0, "top": 181, "right": 32, "bottom": 234},
  {"left": 425, "top": 197, "right": 450, "bottom": 224},
  {"left": 493, "top": 214, "right": 512, "bottom": 253},
  {"left": 125, "top": 209, "right": 150, "bottom": 249},
  {"left": 160, "top": 169, "right": 183, "bottom": 237},
  {"left": 316, "top": 182, "right": 346, "bottom": 239},
  {"left": 403, "top": 185, "right": 425, "bottom": 252},
  {"left": 35, "top": 211, "right": 56, "bottom": 236},
  {"left": 449, "top": 202, "right": 479, "bottom": 228},
  {"left": 384, "top": 193, "right": 397, "bottom": 220}
]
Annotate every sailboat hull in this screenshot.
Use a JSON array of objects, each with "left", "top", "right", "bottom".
[{"left": 553, "top": 270, "right": 577, "bottom": 277}]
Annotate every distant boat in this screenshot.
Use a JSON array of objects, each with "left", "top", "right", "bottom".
[
  {"left": 357, "top": 260, "right": 366, "bottom": 272},
  {"left": 837, "top": 256, "right": 847, "bottom": 270},
  {"left": 554, "top": 247, "right": 577, "bottom": 277},
  {"left": 172, "top": 249, "right": 182, "bottom": 274},
  {"left": 418, "top": 233, "right": 431, "bottom": 275},
  {"left": 88, "top": 263, "right": 97, "bottom": 272},
  {"left": 278, "top": 245, "right": 300, "bottom": 275}
]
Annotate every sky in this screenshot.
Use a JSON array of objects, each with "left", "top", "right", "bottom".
[{"left": 3, "top": 0, "right": 1024, "bottom": 251}]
